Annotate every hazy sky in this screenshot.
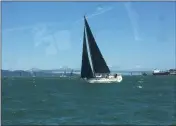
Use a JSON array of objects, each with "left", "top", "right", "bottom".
[{"left": 2, "top": 1, "right": 176, "bottom": 70}]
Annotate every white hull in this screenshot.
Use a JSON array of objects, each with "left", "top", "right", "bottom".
[{"left": 85, "top": 75, "right": 123, "bottom": 83}]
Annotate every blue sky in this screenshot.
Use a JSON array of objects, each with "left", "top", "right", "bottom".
[{"left": 2, "top": 1, "right": 176, "bottom": 70}]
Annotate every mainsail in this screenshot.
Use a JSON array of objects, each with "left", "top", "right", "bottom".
[
  {"left": 84, "top": 17, "right": 110, "bottom": 74},
  {"left": 81, "top": 27, "right": 94, "bottom": 78}
]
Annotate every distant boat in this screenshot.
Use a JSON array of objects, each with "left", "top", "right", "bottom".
[
  {"left": 152, "top": 69, "right": 169, "bottom": 76},
  {"left": 80, "top": 16, "right": 122, "bottom": 83},
  {"left": 142, "top": 72, "right": 147, "bottom": 76},
  {"left": 169, "top": 69, "right": 176, "bottom": 75}
]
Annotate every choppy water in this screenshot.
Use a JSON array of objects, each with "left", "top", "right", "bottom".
[{"left": 2, "top": 76, "right": 176, "bottom": 125}]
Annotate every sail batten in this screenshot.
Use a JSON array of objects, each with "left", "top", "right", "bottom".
[{"left": 84, "top": 17, "right": 110, "bottom": 74}]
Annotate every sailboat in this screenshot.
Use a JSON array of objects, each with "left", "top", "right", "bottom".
[{"left": 80, "top": 16, "right": 123, "bottom": 83}]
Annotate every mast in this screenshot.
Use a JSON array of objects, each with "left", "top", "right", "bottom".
[
  {"left": 81, "top": 26, "right": 94, "bottom": 78},
  {"left": 84, "top": 16, "right": 110, "bottom": 74}
]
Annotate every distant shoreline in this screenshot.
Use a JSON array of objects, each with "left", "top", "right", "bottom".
[
  {"left": 1, "top": 69, "right": 153, "bottom": 72},
  {"left": 2, "top": 69, "right": 175, "bottom": 77},
  {"left": 1, "top": 69, "right": 152, "bottom": 77}
]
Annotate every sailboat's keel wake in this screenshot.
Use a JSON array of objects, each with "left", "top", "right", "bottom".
[{"left": 86, "top": 75, "right": 123, "bottom": 83}]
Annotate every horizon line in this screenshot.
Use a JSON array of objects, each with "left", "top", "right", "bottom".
[{"left": 1, "top": 68, "right": 175, "bottom": 72}]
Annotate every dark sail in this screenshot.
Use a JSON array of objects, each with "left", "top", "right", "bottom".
[
  {"left": 84, "top": 17, "right": 110, "bottom": 74},
  {"left": 81, "top": 27, "right": 94, "bottom": 78}
]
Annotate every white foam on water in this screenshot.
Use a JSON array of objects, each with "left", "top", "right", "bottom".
[
  {"left": 137, "top": 85, "right": 142, "bottom": 88},
  {"left": 138, "top": 80, "right": 143, "bottom": 83}
]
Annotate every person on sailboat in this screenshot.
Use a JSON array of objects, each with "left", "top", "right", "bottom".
[
  {"left": 106, "top": 74, "right": 109, "bottom": 78},
  {"left": 114, "top": 74, "right": 117, "bottom": 78}
]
